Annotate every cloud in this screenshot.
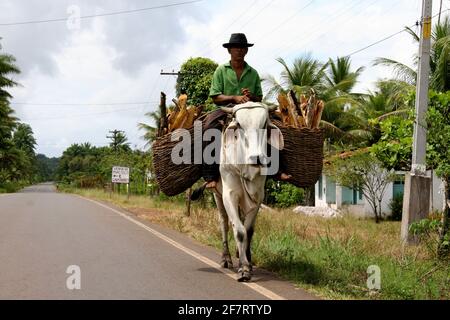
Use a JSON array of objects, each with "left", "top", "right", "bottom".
[
  {"left": 1, "top": 0, "right": 442, "bottom": 157},
  {"left": 0, "top": 0, "right": 205, "bottom": 76}
]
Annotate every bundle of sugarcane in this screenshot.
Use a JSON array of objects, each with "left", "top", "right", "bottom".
[
  {"left": 157, "top": 94, "right": 204, "bottom": 136},
  {"left": 270, "top": 89, "right": 325, "bottom": 188},
  {"left": 274, "top": 89, "right": 324, "bottom": 129}
]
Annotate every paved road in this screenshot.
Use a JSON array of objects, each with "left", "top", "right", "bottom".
[{"left": 0, "top": 183, "right": 316, "bottom": 300}]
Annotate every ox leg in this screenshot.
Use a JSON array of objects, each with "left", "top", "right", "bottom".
[
  {"left": 243, "top": 207, "right": 259, "bottom": 273},
  {"left": 213, "top": 193, "right": 233, "bottom": 269},
  {"left": 222, "top": 192, "right": 251, "bottom": 282}
]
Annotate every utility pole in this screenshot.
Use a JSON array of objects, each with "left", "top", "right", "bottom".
[
  {"left": 438, "top": 0, "right": 443, "bottom": 24},
  {"left": 401, "top": 0, "right": 433, "bottom": 244},
  {"left": 107, "top": 129, "right": 125, "bottom": 153}
]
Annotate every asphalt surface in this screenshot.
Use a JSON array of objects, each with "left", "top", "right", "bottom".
[{"left": 0, "top": 183, "right": 317, "bottom": 300}]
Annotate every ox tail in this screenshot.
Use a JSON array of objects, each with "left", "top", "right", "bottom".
[{"left": 190, "top": 183, "right": 207, "bottom": 201}]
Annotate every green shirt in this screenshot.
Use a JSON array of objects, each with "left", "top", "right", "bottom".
[{"left": 209, "top": 61, "right": 263, "bottom": 99}]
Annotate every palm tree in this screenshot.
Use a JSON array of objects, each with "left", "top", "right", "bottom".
[
  {"left": 0, "top": 41, "right": 22, "bottom": 181},
  {"left": 326, "top": 56, "right": 365, "bottom": 93},
  {"left": 13, "top": 123, "right": 36, "bottom": 157},
  {"left": 374, "top": 15, "right": 450, "bottom": 92},
  {"left": 138, "top": 110, "right": 161, "bottom": 149},
  {"left": 264, "top": 55, "right": 328, "bottom": 100},
  {"left": 0, "top": 39, "right": 20, "bottom": 104}
]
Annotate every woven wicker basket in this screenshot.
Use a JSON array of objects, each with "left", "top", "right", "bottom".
[
  {"left": 152, "top": 126, "right": 203, "bottom": 196},
  {"left": 272, "top": 120, "right": 325, "bottom": 188},
  {"left": 153, "top": 118, "right": 325, "bottom": 196}
]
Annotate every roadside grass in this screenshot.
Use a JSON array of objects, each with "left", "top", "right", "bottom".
[{"left": 60, "top": 186, "right": 450, "bottom": 300}]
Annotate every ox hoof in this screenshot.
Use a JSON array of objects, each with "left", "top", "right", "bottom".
[
  {"left": 220, "top": 256, "right": 233, "bottom": 269},
  {"left": 237, "top": 268, "right": 252, "bottom": 282}
]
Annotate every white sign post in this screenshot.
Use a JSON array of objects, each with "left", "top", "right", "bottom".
[{"left": 112, "top": 166, "right": 130, "bottom": 199}]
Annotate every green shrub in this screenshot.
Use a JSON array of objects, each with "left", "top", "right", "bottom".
[
  {"left": 266, "top": 180, "right": 304, "bottom": 208},
  {"left": 0, "top": 181, "right": 27, "bottom": 193},
  {"left": 388, "top": 194, "right": 403, "bottom": 221},
  {"left": 410, "top": 216, "right": 450, "bottom": 259}
]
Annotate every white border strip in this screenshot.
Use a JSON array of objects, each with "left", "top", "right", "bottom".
[{"left": 77, "top": 195, "right": 285, "bottom": 300}]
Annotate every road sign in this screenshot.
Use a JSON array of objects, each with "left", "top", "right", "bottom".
[{"left": 112, "top": 166, "right": 129, "bottom": 184}]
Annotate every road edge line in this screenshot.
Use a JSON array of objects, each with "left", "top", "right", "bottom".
[{"left": 75, "top": 194, "right": 286, "bottom": 300}]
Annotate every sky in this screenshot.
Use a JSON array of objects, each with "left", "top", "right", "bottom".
[{"left": 0, "top": 0, "right": 447, "bottom": 157}]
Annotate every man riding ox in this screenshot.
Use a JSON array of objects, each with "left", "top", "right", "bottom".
[{"left": 191, "top": 33, "right": 289, "bottom": 281}]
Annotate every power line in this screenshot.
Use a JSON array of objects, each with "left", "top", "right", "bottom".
[
  {"left": 257, "top": 0, "right": 366, "bottom": 70},
  {"left": 20, "top": 105, "right": 145, "bottom": 121},
  {"left": 163, "top": 0, "right": 259, "bottom": 71},
  {"left": 345, "top": 8, "right": 450, "bottom": 57},
  {"left": 10, "top": 101, "right": 158, "bottom": 106},
  {"left": 0, "top": 0, "right": 203, "bottom": 26},
  {"left": 345, "top": 29, "right": 407, "bottom": 57}
]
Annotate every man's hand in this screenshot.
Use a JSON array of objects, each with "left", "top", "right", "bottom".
[
  {"left": 242, "top": 88, "right": 251, "bottom": 97},
  {"left": 233, "top": 95, "right": 250, "bottom": 104},
  {"left": 240, "top": 88, "right": 262, "bottom": 103}
]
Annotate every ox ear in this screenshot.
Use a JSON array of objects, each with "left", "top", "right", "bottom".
[{"left": 267, "top": 122, "right": 284, "bottom": 150}]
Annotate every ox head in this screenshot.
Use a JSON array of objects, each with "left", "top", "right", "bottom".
[{"left": 221, "top": 102, "right": 284, "bottom": 169}]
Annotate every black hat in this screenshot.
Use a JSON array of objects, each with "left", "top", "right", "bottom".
[{"left": 223, "top": 33, "right": 254, "bottom": 48}]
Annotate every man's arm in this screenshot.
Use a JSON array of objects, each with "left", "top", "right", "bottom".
[{"left": 212, "top": 94, "right": 250, "bottom": 105}]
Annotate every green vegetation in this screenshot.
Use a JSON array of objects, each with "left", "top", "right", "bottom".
[
  {"left": 265, "top": 179, "right": 304, "bottom": 208},
  {"left": 56, "top": 141, "right": 152, "bottom": 194},
  {"left": 176, "top": 57, "right": 218, "bottom": 111},
  {"left": 0, "top": 39, "right": 44, "bottom": 192}
]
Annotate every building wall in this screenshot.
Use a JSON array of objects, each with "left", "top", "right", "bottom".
[{"left": 315, "top": 175, "right": 336, "bottom": 208}]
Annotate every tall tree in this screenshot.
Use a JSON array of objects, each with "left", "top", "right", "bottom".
[
  {"left": 13, "top": 123, "right": 36, "bottom": 157},
  {"left": 0, "top": 39, "right": 20, "bottom": 104},
  {"left": 176, "top": 57, "right": 218, "bottom": 110},
  {"left": 0, "top": 39, "right": 25, "bottom": 186}
]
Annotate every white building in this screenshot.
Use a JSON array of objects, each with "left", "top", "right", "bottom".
[{"left": 314, "top": 170, "right": 445, "bottom": 218}]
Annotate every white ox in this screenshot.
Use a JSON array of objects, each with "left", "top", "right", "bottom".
[{"left": 212, "top": 102, "right": 284, "bottom": 282}]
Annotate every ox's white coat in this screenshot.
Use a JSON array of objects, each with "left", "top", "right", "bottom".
[{"left": 213, "top": 102, "right": 283, "bottom": 281}]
